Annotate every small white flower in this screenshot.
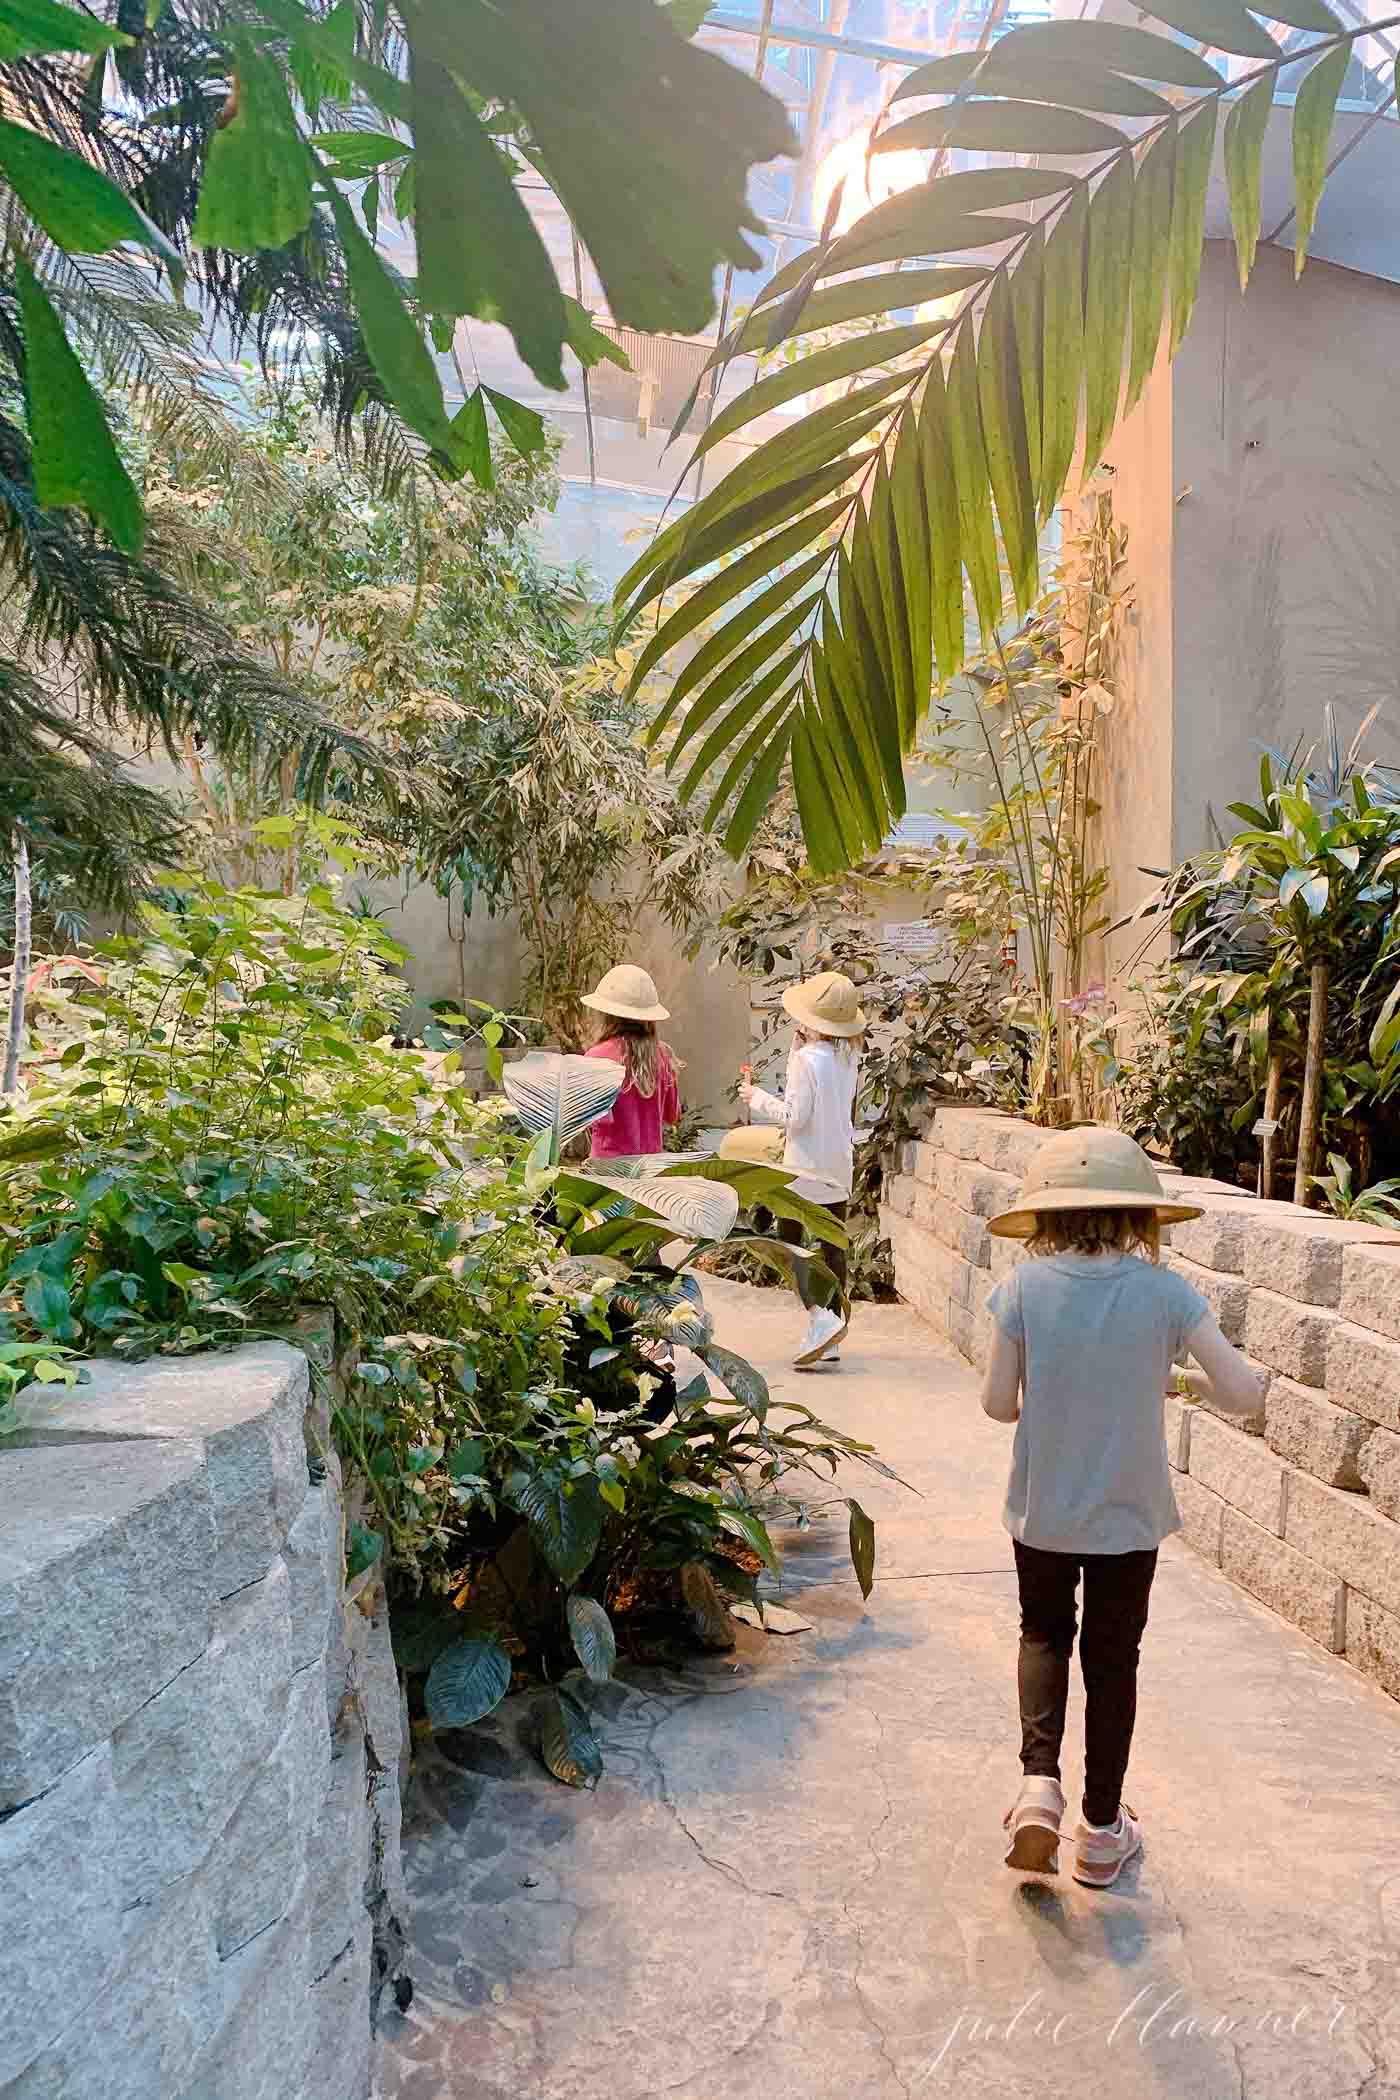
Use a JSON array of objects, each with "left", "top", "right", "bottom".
[{"left": 614, "top": 1436, "right": 641, "bottom": 1468}]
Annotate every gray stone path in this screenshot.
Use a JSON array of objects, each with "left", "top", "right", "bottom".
[{"left": 374, "top": 1280, "right": 1400, "bottom": 2100}]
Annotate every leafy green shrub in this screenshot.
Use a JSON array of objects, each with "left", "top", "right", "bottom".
[
  {"left": 1, "top": 868, "right": 890, "bottom": 1786},
  {"left": 1109, "top": 968, "right": 1258, "bottom": 1185}
]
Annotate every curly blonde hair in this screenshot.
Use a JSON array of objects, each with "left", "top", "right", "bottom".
[{"left": 1027, "top": 1206, "right": 1161, "bottom": 1261}]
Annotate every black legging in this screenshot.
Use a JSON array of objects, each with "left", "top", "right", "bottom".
[
  {"left": 1012, "top": 1539, "right": 1158, "bottom": 1827},
  {"left": 777, "top": 1202, "right": 848, "bottom": 1312}
]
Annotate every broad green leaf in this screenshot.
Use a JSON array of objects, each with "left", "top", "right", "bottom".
[
  {"left": 848, "top": 1498, "right": 875, "bottom": 1600},
  {"left": 193, "top": 40, "right": 312, "bottom": 253},
  {"left": 447, "top": 386, "right": 493, "bottom": 487},
  {"left": 945, "top": 324, "right": 1001, "bottom": 636},
  {"left": 838, "top": 543, "right": 905, "bottom": 810},
  {"left": 322, "top": 183, "right": 454, "bottom": 452},
  {"left": 715, "top": 1502, "right": 780, "bottom": 1572},
  {"left": 1082, "top": 153, "right": 1134, "bottom": 472},
  {"left": 1292, "top": 46, "right": 1349, "bottom": 273},
  {"left": 0, "top": 0, "right": 129, "bottom": 56},
  {"left": 16, "top": 255, "right": 143, "bottom": 552},
  {"left": 918, "top": 358, "right": 964, "bottom": 681},
  {"left": 621, "top": 462, "right": 862, "bottom": 622},
  {"left": 256, "top": 0, "right": 412, "bottom": 122},
  {"left": 510, "top": 1469, "right": 605, "bottom": 1585},
  {"left": 679, "top": 1561, "right": 738, "bottom": 1650},
  {"left": 987, "top": 17, "right": 1224, "bottom": 86},
  {"left": 881, "top": 51, "right": 1171, "bottom": 119},
  {"left": 660, "top": 0, "right": 711, "bottom": 32},
  {"left": 890, "top": 101, "right": 1126, "bottom": 156},
  {"left": 286, "top": 0, "right": 354, "bottom": 120},
  {"left": 1125, "top": 121, "right": 1176, "bottom": 417},
  {"left": 693, "top": 322, "right": 935, "bottom": 461},
  {"left": 812, "top": 645, "right": 886, "bottom": 845},
  {"left": 425, "top": 1635, "right": 512, "bottom": 1727},
  {"left": 410, "top": 51, "right": 566, "bottom": 386},
  {"left": 538, "top": 1686, "right": 603, "bottom": 1788},
  {"left": 868, "top": 451, "right": 915, "bottom": 741},
  {"left": 1170, "top": 104, "right": 1217, "bottom": 352},
  {"left": 669, "top": 373, "right": 905, "bottom": 557},
  {"left": 1010, "top": 226, "right": 1044, "bottom": 502},
  {"left": 563, "top": 296, "right": 632, "bottom": 370},
  {"left": 566, "top": 1594, "right": 617, "bottom": 1682},
  {"left": 733, "top": 266, "right": 985, "bottom": 351},
  {"left": 824, "top": 600, "right": 904, "bottom": 816},
  {"left": 977, "top": 275, "right": 1038, "bottom": 616},
  {"left": 695, "top": 676, "right": 801, "bottom": 818},
  {"left": 720, "top": 706, "right": 796, "bottom": 856},
  {"left": 668, "top": 595, "right": 822, "bottom": 774},
  {"left": 1223, "top": 78, "right": 1274, "bottom": 293},
  {"left": 306, "top": 129, "right": 406, "bottom": 173},
  {"left": 646, "top": 550, "right": 829, "bottom": 738},
  {"left": 625, "top": 499, "right": 851, "bottom": 691},
  {"left": 793, "top": 705, "right": 847, "bottom": 869},
  {"left": 680, "top": 663, "right": 797, "bottom": 802},
  {"left": 891, "top": 401, "right": 932, "bottom": 713},
  {"left": 407, "top": 0, "right": 794, "bottom": 339},
  {"left": 1136, "top": 0, "right": 1279, "bottom": 58},
  {"left": 0, "top": 116, "right": 178, "bottom": 266},
  {"left": 484, "top": 386, "right": 548, "bottom": 457},
  {"left": 1039, "top": 183, "right": 1086, "bottom": 518}
]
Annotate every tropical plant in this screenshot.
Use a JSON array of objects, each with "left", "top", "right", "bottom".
[
  {"left": 0, "top": 878, "right": 886, "bottom": 1790},
  {"left": 1160, "top": 750, "right": 1400, "bottom": 1200},
  {"left": 1312, "top": 1152, "right": 1400, "bottom": 1229},
  {"left": 1109, "top": 965, "right": 1259, "bottom": 1184},
  {"left": 3, "top": 0, "right": 791, "bottom": 555},
  {"left": 618, "top": 3, "right": 1397, "bottom": 867}
]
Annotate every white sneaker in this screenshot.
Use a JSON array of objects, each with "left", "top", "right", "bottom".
[
  {"left": 1073, "top": 1804, "right": 1143, "bottom": 1889},
  {"left": 1003, "top": 1776, "right": 1065, "bottom": 1874},
  {"left": 794, "top": 1306, "right": 845, "bottom": 1367}
]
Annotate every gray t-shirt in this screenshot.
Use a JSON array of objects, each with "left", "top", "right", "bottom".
[{"left": 987, "top": 1252, "right": 1209, "bottom": 1555}]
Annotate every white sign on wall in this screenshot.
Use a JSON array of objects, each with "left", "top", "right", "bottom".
[{"left": 882, "top": 921, "right": 943, "bottom": 955}]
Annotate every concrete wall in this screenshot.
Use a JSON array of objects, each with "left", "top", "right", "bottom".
[
  {"left": 884, "top": 1104, "right": 1400, "bottom": 1705},
  {"left": 1096, "top": 239, "right": 1400, "bottom": 982},
  {"left": 0, "top": 1334, "right": 407, "bottom": 2100}
]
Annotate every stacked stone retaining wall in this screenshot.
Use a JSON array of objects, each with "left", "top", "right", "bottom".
[
  {"left": 0, "top": 1334, "right": 407, "bottom": 2100},
  {"left": 883, "top": 1105, "right": 1400, "bottom": 1705}
]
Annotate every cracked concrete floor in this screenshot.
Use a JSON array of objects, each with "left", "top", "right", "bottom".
[{"left": 374, "top": 1279, "right": 1400, "bottom": 2100}]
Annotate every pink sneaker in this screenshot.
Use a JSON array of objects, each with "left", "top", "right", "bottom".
[
  {"left": 1073, "top": 1805, "right": 1143, "bottom": 1888},
  {"left": 1003, "top": 1777, "right": 1064, "bottom": 1873}
]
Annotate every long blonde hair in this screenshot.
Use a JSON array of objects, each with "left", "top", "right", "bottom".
[
  {"left": 1027, "top": 1207, "right": 1161, "bottom": 1261},
  {"left": 796, "top": 1025, "right": 861, "bottom": 1067},
  {"left": 598, "top": 1016, "right": 674, "bottom": 1099}
]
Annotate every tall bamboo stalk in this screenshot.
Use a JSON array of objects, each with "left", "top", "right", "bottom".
[{"left": 3, "top": 828, "right": 32, "bottom": 1100}]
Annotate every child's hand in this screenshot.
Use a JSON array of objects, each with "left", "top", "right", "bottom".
[{"left": 738, "top": 1081, "right": 755, "bottom": 1106}]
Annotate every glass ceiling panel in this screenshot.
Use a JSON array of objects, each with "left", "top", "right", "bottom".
[{"left": 374, "top": 0, "right": 1397, "bottom": 578}]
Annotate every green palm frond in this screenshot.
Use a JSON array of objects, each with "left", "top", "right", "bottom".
[{"left": 621, "top": 0, "right": 1383, "bottom": 873}]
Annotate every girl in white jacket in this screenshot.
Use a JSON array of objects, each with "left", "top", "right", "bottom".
[{"left": 740, "top": 970, "right": 865, "bottom": 1368}]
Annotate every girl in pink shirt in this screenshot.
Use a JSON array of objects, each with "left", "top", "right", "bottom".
[{"left": 581, "top": 964, "right": 681, "bottom": 1159}]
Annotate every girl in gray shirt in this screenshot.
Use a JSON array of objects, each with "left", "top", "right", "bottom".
[{"left": 981, "top": 1127, "right": 1263, "bottom": 1890}]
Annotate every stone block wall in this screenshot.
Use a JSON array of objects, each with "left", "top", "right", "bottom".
[
  {"left": 0, "top": 1337, "right": 407, "bottom": 2100},
  {"left": 883, "top": 1104, "right": 1400, "bottom": 1705}
]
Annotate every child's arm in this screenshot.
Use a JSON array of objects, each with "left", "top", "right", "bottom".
[
  {"left": 742, "top": 1050, "right": 815, "bottom": 1130},
  {"left": 1178, "top": 1311, "right": 1266, "bottom": 1416},
  {"left": 980, "top": 1324, "right": 1023, "bottom": 1423}
]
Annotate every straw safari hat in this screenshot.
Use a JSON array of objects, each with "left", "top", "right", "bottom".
[
  {"left": 580, "top": 962, "right": 670, "bottom": 1024},
  {"left": 782, "top": 970, "right": 866, "bottom": 1039},
  {"left": 988, "top": 1125, "right": 1203, "bottom": 1241},
  {"left": 719, "top": 1123, "right": 785, "bottom": 1166}
]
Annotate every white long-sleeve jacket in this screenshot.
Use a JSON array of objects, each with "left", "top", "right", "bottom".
[{"left": 747, "top": 1038, "right": 857, "bottom": 1204}]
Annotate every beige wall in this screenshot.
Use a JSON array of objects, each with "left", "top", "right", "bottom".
[
  {"left": 1171, "top": 242, "right": 1400, "bottom": 852},
  {"left": 1092, "top": 238, "right": 1400, "bottom": 1000}
]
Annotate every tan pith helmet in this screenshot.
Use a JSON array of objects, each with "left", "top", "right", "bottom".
[
  {"left": 782, "top": 970, "right": 866, "bottom": 1039},
  {"left": 719, "top": 1123, "right": 785, "bottom": 1165},
  {"left": 580, "top": 963, "right": 670, "bottom": 1024},
  {"left": 988, "top": 1125, "right": 1203, "bottom": 1241}
]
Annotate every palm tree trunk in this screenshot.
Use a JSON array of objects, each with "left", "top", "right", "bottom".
[
  {"left": 3, "top": 828, "right": 32, "bottom": 1100},
  {"left": 1293, "top": 960, "right": 1329, "bottom": 1206}
]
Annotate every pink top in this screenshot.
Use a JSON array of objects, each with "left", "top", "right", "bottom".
[{"left": 585, "top": 1038, "right": 680, "bottom": 1158}]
